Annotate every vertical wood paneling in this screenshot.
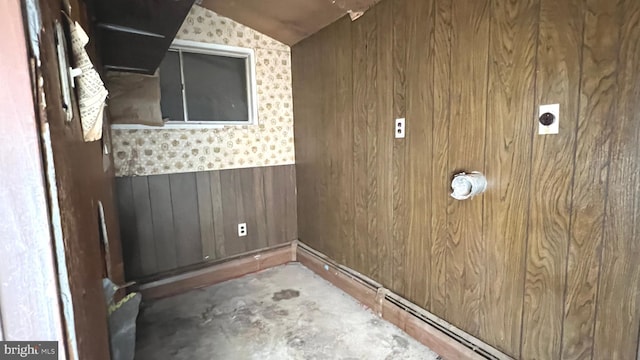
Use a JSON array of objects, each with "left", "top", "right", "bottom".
[
  {"left": 391, "top": 0, "right": 408, "bottom": 297},
  {"left": 252, "top": 168, "right": 268, "bottom": 250},
  {"left": 561, "top": 0, "right": 621, "bottom": 358},
  {"left": 430, "top": 0, "right": 452, "bottom": 319},
  {"left": 404, "top": 0, "right": 434, "bottom": 310},
  {"left": 592, "top": 0, "right": 640, "bottom": 358},
  {"left": 446, "top": 0, "right": 490, "bottom": 336},
  {"left": 263, "top": 165, "right": 298, "bottom": 247},
  {"left": 320, "top": 25, "right": 339, "bottom": 262},
  {"left": 283, "top": 165, "right": 298, "bottom": 243},
  {"left": 352, "top": 10, "right": 376, "bottom": 275},
  {"left": 292, "top": 39, "right": 316, "bottom": 253},
  {"left": 374, "top": 1, "right": 394, "bottom": 288},
  {"left": 169, "top": 173, "right": 203, "bottom": 266},
  {"left": 209, "top": 170, "right": 226, "bottom": 257},
  {"left": 335, "top": 17, "right": 355, "bottom": 267},
  {"left": 238, "top": 168, "right": 259, "bottom": 251},
  {"left": 220, "top": 169, "right": 246, "bottom": 256},
  {"left": 131, "top": 177, "right": 157, "bottom": 276},
  {"left": 308, "top": 34, "right": 329, "bottom": 257},
  {"left": 196, "top": 172, "right": 216, "bottom": 259},
  {"left": 115, "top": 178, "right": 141, "bottom": 279},
  {"left": 481, "top": 0, "right": 538, "bottom": 355},
  {"left": 292, "top": 0, "right": 640, "bottom": 357},
  {"left": 521, "top": 0, "right": 584, "bottom": 358},
  {"left": 264, "top": 166, "right": 285, "bottom": 246},
  {"left": 117, "top": 165, "right": 296, "bottom": 279},
  {"left": 148, "top": 174, "right": 178, "bottom": 272}
]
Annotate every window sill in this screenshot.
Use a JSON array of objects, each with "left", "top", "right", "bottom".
[{"left": 111, "top": 123, "right": 226, "bottom": 130}]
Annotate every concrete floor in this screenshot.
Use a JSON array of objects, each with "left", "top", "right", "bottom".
[{"left": 135, "top": 263, "right": 441, "bottom": 360}]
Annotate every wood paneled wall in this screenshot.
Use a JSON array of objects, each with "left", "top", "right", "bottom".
[
  {"left": 291, "top": 0, "right": 640, "bottom": 358},
  {"left": 116, "top": 165, "right": 297, "bottom": 280}
]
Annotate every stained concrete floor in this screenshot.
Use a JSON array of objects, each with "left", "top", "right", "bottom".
[{"left": 135, "top": 263, "right": 441, "bottom": 360}]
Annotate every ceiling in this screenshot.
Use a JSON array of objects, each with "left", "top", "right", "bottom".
[
  {"left": 199, "top": 0, "right": 382, "bottom": 45},
  {"left": 90, "top": 0, "right": 380, "bottom": 74}
]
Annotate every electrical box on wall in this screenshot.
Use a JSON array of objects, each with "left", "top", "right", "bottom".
[
  {"left": 538, "top": 104, "right": 559, "bottom": 135},
  {"left": 238, "top": 223, "right": 247, "bottom": 237},
  {"left": 395, "top": 118, "right": 405, "bottom": 138}
]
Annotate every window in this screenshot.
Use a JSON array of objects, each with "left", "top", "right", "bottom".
[{"left": 158, "top": 39, "right": 258, "bottom": 126}]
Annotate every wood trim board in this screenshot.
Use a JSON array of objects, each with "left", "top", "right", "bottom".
[{"left": 137, "top": 243, "right": 294, "bottom": 300}]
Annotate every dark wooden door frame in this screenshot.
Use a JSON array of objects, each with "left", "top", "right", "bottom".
[{"left": 0, "top": 0, "right": 67, "bottom": 354}]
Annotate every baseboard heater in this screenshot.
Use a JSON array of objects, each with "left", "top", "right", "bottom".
[{"left": 295, "top": 241, "right": 512, "bottom": 360}]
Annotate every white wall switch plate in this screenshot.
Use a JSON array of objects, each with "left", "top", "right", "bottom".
[
  {"left": 395, "top": 118, "right": 405, "bottom": 138},
  {"left": 538, "top": 104, "right": 559, "bottom": 135},
  {"left": 238, "top": 223, "right": 247, "bottom": 237}
]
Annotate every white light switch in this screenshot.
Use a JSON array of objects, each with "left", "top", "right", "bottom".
[
  {"left": 538, "top": 104, "right": 559, "bottom": 135},
  {"left": 395, "top": 118, "right": 405, "bottom": 138},
  {"left": 238, "top": 223, "right": 247, "bottom": 237}
]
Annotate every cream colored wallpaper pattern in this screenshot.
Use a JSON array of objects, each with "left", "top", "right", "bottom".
[{"left": 111, "top": 5, "right": 294, "bottom": 176}]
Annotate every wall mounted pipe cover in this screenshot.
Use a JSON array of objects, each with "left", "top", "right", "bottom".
[{"left": 450, "top": 172, "right": 487, "bottom": 200}]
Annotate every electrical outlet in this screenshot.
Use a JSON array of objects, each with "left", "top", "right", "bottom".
[
  {"left": 238, "top": 223, "right": 247, "bottom": 237},
  {"left": 538, "top": 104, "right": 559, "bottom": 135},
  {"left": 395, "top": 118, "right": 405, "bottom": 138}
]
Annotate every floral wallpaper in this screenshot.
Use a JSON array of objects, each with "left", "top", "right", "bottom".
[{"left": 111, "top": 5, "right": 294, "bottom": 176}]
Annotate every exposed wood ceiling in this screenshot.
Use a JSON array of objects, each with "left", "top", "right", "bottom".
[{"left": 200, "top": 0, "right": 382, "bottom": 45}]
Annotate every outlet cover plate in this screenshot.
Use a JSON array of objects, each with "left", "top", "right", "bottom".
[
  {"left": 238, "top": 223, "right": 247, "bottom": 237},
  {"left": 395, "top": 118, "right": 405, "bottom": 138},
  {"left": 539, "top": 104, "right": 559, "bottom": 135}
]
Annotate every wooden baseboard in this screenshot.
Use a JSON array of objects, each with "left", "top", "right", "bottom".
[
  {"left": 296, "top": 242, "right": 512, "bottom": 360},
  {"left": 137, "top": 243, "right": 295, "bottom": 300},
  {"left": 297, "top": 245, "right": 379, "bottom": 311}
]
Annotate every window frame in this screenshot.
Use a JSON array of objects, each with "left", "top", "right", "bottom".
[{"left": 112, "top": 39, "right": 258, "bottom": 129}]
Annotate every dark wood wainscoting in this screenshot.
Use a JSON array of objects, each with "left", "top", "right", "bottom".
[{"left": 116, "top": 164, "right": 297, "bottom": 280}]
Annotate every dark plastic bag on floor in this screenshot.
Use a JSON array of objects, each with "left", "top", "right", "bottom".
[{"left": 103, "top": 279, "right": 142, "bottom": 360}]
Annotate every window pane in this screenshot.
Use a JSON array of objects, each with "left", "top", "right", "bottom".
[
  {"left": 158, "top": 50, "right": 184, "bottom": 121},
  {"left": 182, "top": 52, "right": 249, "bottom": 122}
]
